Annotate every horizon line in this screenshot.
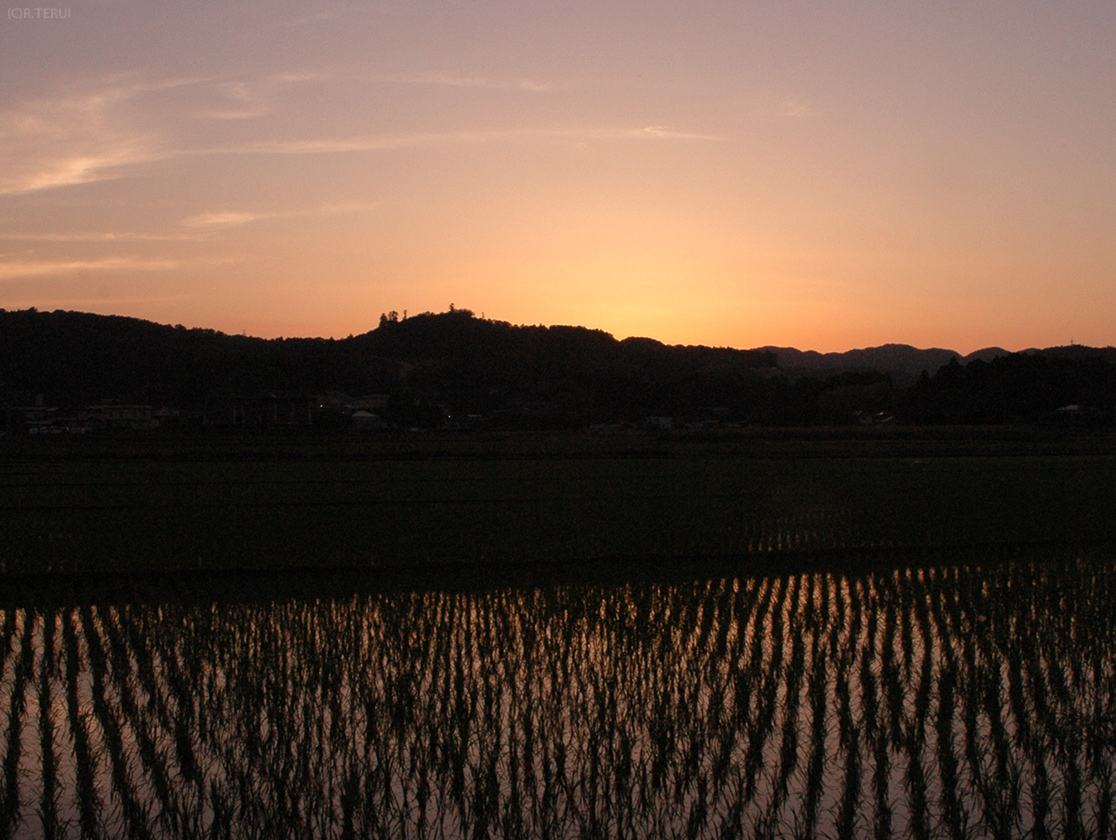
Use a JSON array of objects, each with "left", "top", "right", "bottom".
[{"left": 1, "top": 305, "right": 1100, "bottom": 358}]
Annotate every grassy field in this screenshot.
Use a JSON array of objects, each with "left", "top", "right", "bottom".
[{"left": 2, "top": 428, "right": 1114, "bottom": 575}]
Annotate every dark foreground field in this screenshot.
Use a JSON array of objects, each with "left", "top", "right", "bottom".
[{"left": 1, "top": 428, "right": 1114, "bottom": 576}]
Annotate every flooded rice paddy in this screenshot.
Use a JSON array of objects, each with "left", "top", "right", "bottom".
[{"left": 2, "top": 550, "right": 1115, "bottom": 839}]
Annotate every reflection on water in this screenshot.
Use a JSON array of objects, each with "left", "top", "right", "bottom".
[{"left": 2, "top": 554, "right": 1115, "bottom": 838}]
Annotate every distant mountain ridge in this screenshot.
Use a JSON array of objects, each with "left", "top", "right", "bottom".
[{"left": 761, "top": 344, "right": 1016, "bottom": 381}]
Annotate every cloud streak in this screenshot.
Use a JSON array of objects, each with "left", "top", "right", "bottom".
[
  {"left": 0, "top": 86, "right": 160, "bottom": 194},
  {"left": 779, "top": 98, "right": 811, "bottom": 118},
  {"left": 0, "top": 70, "right": 721, "bottom": 198},
  {"left": 182, "top": 202, "right": 379, "bottom": 228},
  {"left": 0, "top": 73, "right": 300, "bottom": 194},
  {"left": 182, "top": 211, "right": 267, "bottom": 228},
  {"left": 636, "top": 125, "right": 724, "bottom": 141},
  {"left": 197, "top": 125, "right": 724, "bottom": 157},
  {"left": 375, "top": 71, "right": 553, "bottom": 92},
  {"left": 0, "top": 232, "right": 202, "bottom": 242},
  {"left": 0, "top": 256, "right": 180, "bottom": 280}
]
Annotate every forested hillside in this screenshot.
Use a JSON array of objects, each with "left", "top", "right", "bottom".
[{"left": 2, "top": 307, "right": 1114, "bottom": 429}]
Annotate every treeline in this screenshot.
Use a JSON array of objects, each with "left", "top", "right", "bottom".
[
  {"left": 0, "top": 308, "right": 395, "bottom": 407},
  {"left": 900, "top": 351, "right": 1116, "bottom": 425},
  {"left": 1, "top": 307, "right": 1114, "bottom": 429}
]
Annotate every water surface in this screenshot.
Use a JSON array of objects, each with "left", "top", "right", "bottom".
[{"left": 2, "top": 550, "right": 1114, "bottom": 839}]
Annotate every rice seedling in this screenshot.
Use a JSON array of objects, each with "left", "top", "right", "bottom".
[
  {"left": 78, "top": 605, "right": 156, "bottom": 840},
  {"left": 835, "top": 679, "right": 863, "bottom": 840},
  {"left": 878, "top": 584, "right": 905, "bottom": 749},
  {"left": 60, "top": 610, "right": 103, "bottom": 839},
  {"left": 36, "top": 611, "right": 60, "bottom": 840},
  {"left": 1092, "top": 755, "right": 1113, "bottom": 840},
  {"left": 1, "top": 611, "right": 36, "bottom": 840},
  {"left": 768, "top": 626, "right": 805, "bottom": 808},
  {"left": 98, "top": 605, "right": 181, "bottom": 832},
  {"left": 741, "top": 583, "right": 781, "bottom": 806},
  {"left": 800, "top": 627, "right": 831, "bottom": 838},
  {"left": 857, "top": 613, "right": 894, "bottom": 840},
  {"left": 1061, "top": 729, "right": 1085, "bottom": 840},
  {"left": 901, "top": 717, "right": 931, "bottom": 840}
]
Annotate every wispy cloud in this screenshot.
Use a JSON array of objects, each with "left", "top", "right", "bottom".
[
  {"left": 270, "top": 71, "right": 336, "bottom": 84},
  {"left": 0, "top": 85, "right": 160, "bottom": 195},
  {"left": 636, "top": 125, "right": 724, "bottom": 141},
  {"left": 182, "top": 202, "right": 379, "bottom": 228},
  {"left": 0, "top": 232, "right": 203, "bottom": 242},
  {"left": 0, "top": 256, "right": 179, "bottom": 280},
  {"left": 197, "top": 125, "right": 723, "bottom": 157},
  {"left": 221, "top": 130, "right": 514, "bottom": 155},
  {"left": 0, "top": 72, "right": 297, "bottom": 194},
  {"left": 0, "top": 71, "right": 718, "bottom": 197},
  {"left": 11, "top": 147, "right": 156, "bottom": 194},
  {"left": 376, "top": 71, "right": 554, "bottom": 92},
  {"left": 182, "top": 211, "right": 267, "bottom": 228},
  {"left": 282, "top": 9, "right": 343, "bottom": 27},
  {"left": 194, "top": 82, "right": 271, "bottom": 120},
  {"left": 779, "top": 98, "right": 812, "bottom": 118}
]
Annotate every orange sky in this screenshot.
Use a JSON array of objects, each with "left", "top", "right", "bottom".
[{"left": 2, "top": 1, "right": 1114, "bottom": 353}]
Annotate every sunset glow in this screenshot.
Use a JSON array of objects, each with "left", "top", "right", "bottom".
[{"left": 2, "top": 1, "right": 1114, "bottom": 352}]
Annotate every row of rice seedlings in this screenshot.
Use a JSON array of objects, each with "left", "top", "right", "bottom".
[
  {"left": 0, "top": 580, "right": 897, "bottom": 834},
  {"left": 896, "top": 578, "right": 931, "bottom": 840},
  {"left": 825, "top": 571, "right": 861, "bottom": 834},
  {"left": 136, "top": 601, "right": 222, "bottom": 836},
  {"left": 920, "top": 569, "right": 960, "bottom": 833},
  {"left": 0, "top": 580, "right": 995, "bottom": 834},
  {"left": 939, "top": 569, "right": 1022, "bottom": 839},
  {"left": 61, "top": 611, "right": 102, "bottom": 838},
  {"left": 957, "top": 559, "right": 1111, "bottom": 839},
  {"left": 1026, "top": 566, "right": 1096, "bottom": 836},
  {"left": 253, "top": 557, "right": 1080, "bottom": 834},
  {"left": 37, "top": 611, "right": 60, "bottom": 840},
  {"left": 779, "top": 574, "right": 844, "bottom": 835},
  {"left": 97, "top": 604, "right": 183, "bottom": 834},
  {"left": 925, "top": 573, "right": 970, "bottom": 840},
  {"left": 0, "top": 608, "right": 16, "bottom": 729},
  {"left": 799, "top": 615, "right": 831, "bottom": 838},
  {"left": 717, "top": 576, "right": 774, "bottom": 831},
  {"left": 741, "top": 577, "right": 784, "bottom": 805},
  {"left": 833, "top": 627, "right": 862, "bottom": 840},
  {"left": 1, "top": 611, "right": 36, "bottom": 840},
  {"left": 767, "top": 614, "right": 806, "bottom": 814},
  {"left": 78, "top": 604, "right": 156, "bottom": 840},
  {"left": 1031, "top": 585, "right": 1104, "bottom": 840}
]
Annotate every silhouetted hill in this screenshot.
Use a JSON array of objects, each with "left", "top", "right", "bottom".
[
  {"left": 964, "top": 347, "right": 1014, "bottom": 364},
  {"left": 763, "top": 344, "right": 967, "bottom": 383},
  {"left": 0, "top": 308, "right": 395, "bottom": 407},
  {"left": 1042, "top": 344, "right": 1116, "bottom": 364},
  {"left": 351, "top": 310, "right": 776, "bottom": 425},
  {"left": 2, "top": 307, "right": 1113, "bottom": 430},
  {"left": 0, "top": 308, "right": 773, "bottom": 428}
]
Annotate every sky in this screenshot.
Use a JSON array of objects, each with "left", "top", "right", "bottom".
[{"left": 1, "top": 1, "right": 1114, "bottom": 353}]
